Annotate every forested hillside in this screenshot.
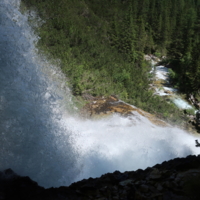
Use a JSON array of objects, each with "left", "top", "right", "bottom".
[{"left": 21, "top": 0, "right": 200, "bottom": 123}]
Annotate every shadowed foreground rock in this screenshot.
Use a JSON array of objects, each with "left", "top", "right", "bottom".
[{"left": 1, "top": 155, "right": 200, "bottom": 200}]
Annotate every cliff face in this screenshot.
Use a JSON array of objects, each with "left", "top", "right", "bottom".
[{"left": 1, "top": 155, "right": 200, "bottom": 200}]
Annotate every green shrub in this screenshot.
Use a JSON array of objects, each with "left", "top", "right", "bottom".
[{"left": 185, "top": 108, "right": 196, "bottom": 115}]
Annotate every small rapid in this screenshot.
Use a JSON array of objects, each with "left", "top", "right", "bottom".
[
  {"left": 0, "top": 0, "right": 199, "bottom": 188},
  {"left": 153, "top": 65, "right": 193, "bottom": 110}
]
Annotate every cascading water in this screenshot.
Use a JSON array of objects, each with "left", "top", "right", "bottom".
[
  {"left": 0, "top": 0, "right": 199, "bottom": 188},
  {"left": 0, "top": 0, "right": 78, "bottom": 187}
]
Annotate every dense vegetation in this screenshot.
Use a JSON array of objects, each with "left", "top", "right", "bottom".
[
  {"left": 20, "top": 0, "right": 200, "bottom": 123},
  {"left": 167, "top": 0, "right": 200, "bottom": 97}
]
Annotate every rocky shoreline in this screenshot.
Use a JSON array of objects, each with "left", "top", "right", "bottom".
[{"left": 1, "top": 155, "right": 200, "bottom": 199}]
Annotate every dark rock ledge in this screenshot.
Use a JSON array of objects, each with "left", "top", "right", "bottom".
[{"left": 1, "top": 155, "right": 200, "bottom": 200}]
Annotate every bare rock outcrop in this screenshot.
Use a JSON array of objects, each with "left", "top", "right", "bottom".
[
  {"left": 1, "top": 155, "right": 200, "bottom": 199},
  {"left": 81, "top": 95, "right": 168, "bottom": 127}
]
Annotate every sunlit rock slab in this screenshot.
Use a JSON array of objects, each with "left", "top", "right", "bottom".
[{"left": 82, "top": 95, "right": 168, "bottom": 127}]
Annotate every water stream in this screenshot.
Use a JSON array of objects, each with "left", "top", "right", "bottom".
[
  {"left": 0, "top": 0, "right": 199, "bottom": 188},
  {"left": 154, "top": 65, "right": 193, "bottom": 110}
]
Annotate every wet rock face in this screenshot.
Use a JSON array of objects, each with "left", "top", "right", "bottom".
[
  {"left": 82, "top": 95, "right": 135, "bottom": 117},
  {"left": 81, "top": 95, "right": 168, "bottom": 127},
  {"left": 1, "top": 155, "right": 200, "bottom": 200}
]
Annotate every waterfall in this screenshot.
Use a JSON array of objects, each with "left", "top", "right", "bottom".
[
  {"left": 0, "top": 0, "right": 199, "bottom": 188},
  {"left": 0, "top": 0, "right": 78, "bottom": 187}
]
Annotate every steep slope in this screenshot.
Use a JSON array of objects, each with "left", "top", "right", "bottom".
[{"left": 21, "top": 0, "right": 198, "bottom": 123}]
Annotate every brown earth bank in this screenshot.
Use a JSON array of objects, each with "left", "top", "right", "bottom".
[
  {"left": 2, "top": 155, "right": 200, "bottom": 200},
  {"left": 81, "top": 95, "right": 168, "bottom": 127}
]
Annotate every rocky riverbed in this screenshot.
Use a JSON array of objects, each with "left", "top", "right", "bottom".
[{"left": 1, "top": 155, "right": 200, "bottom": 200}]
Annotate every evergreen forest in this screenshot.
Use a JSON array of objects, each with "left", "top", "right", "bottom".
[{"left": 21, "top": 0, "right": 200, "bottom": 124}]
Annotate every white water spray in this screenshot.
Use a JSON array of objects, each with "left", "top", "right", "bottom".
[{"left": 0, "top": 0, "right": 199, "bottom": 188}]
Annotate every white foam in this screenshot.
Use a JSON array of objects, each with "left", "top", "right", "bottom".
[
  {"left": 155, "top": 66, "right": 169, "bottom": 80},
  {"left": 163, "top": 86, "right": 178, "bottom": 93},
  {"left": 172, "top": 98, "right": 193, "bottom": 109},
  {"left": 62, "top": 114, "right": 199, "bottom": 182}
]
